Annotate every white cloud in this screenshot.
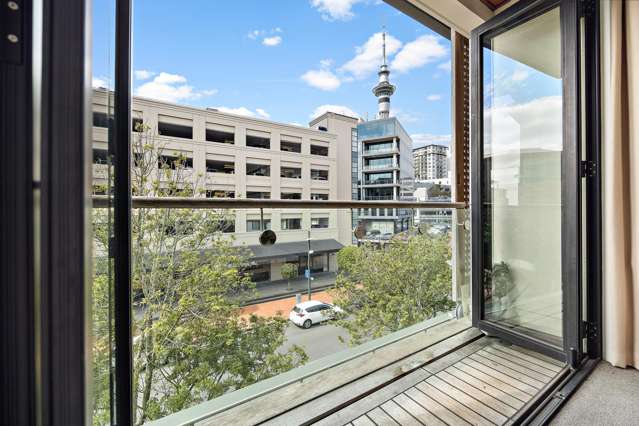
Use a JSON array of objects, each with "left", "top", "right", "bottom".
[
  {"left": 485, "top": 96, "right": 562, "bottom": 155},
  {"left": 391, "top": 35, "right": 447, "bottom": 73},
  {"left": 426, "top": 94, "right": 442, "bottom": 101},
  {"left": 135, "top": 72, "right": 217, "bottom": 103},
  {"left": 92, "top": 76, "right": 110, "bottom": 88},
  {"left": 301, "top": 69, "right": 341, "bottom": 91},
  {"left": 262, "top": 36, "right": 282, "bottom": 46},
  {"left": 249, "top": 28, "right": 284, "bottom": 46},
  {"left": 213, "top": 106, "right": 271, "bottom": 119},
  {"left": 134, "top": 69, "right": 155, "bottom": 80},
  {"left": 255, "top": 108, "right": 271, "bottom": 119},
  {"left": 437, "top": 60, "right": 451, "bottom": 71},
  {"left": 511, "top": 68, "right": 529, "bottom": 81},
  {"left": 320, "top": 58, "right": 334, "bottom": 68},
  {"left": 310, "top": 0, "right": 363, "bottom": 21},
  {"left": 340, "top": 32, "right": 402, "bottom": 79},
  {"left": 248, "top": 30, "right": 264, "bottom": 39},
  {"left": 310, "top": 104, "right": 359, "bottom": 119},
  {"left": 411, "top": 133, "right": 451, "bottom": 148}
]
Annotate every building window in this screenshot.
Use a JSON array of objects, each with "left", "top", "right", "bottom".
[
  {"left": 158, "top": 155, "right": 193, "bottom": 169},
  {"left": 158, "top": 121, "right": 193, "bottom": 139},
  {"left": 281, "top": 218, "right": 302, "bottom": 230},
  {"left": 310, "top": 169, "right": 328, "bottom": 181},
  {"left": 310, "top": 145, "right": 328, "bottom": 156},
  {"left": 205, "top": 190, "right": 235, "bottom": 198},
  {"left": 246, "top": 135, "right": 270, "bottom": 149},
  {"left": 311, "top": 193, "right": 328, "bottom": 200},
  {"left": 311, "top": 217, "right": 329, "bottom": 228},
  {"left": 281, "top": 192, "right": 301, "bottom": 200},
  {"left": 246, "top": 219, "right": 271, "bottom": 232},
  {"left": 280, "top": 141, "right": 301, "bottom": 153},
  {"left": 92, "top": 112, "right": 112, "bottom": 128},
  {"left": 206, "top": 159, "right": 235, "bottom": 174},
  {"left": 220, "top": 219, "right": 235, "bottom": 233},
  {"left": 93, "top": 148, "right": 108, "bottom": 164},
  {"left": 365, "top": 172, "right": 393, "bottom": 185},
  {"left": 245, "top": 263, "right": 270, "bottom": 282},
  {"left": 132, "top": 117, "right": 143, "bottom": 132},
  {"left": 280, "top": 167, "right": 301, "bottom": 179},
  {"left": 246, "top": 191, "right": 270, "bottom": 199},
  {"left": 206, "top": 129, "right": 235, "bottom": 144},
  {"left": 246, "top": 163, "right": 270, "bottom": 177}
]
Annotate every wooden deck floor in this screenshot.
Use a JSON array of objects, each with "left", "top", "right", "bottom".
[{"left": 320, "top": 338, "right": 565, "bottom": 426}]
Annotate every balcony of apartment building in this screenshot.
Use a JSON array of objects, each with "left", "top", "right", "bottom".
[
  {"left": 4, "top": 1, "right": 639, "bottom": 426},
  {"left": 361, "top": 140, "right": 400, "bottom": 158}
]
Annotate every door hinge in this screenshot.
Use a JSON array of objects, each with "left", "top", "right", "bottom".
[
  {"left": 582, "top": 320, "right": 598, "bottom": 340},
  {"left": 580, "top": 160, "right": 597, "bottom": 178},
  {"left": 1, "top": 1, "right": 23, "bottom": 65}
]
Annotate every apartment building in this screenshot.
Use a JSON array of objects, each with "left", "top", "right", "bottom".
[
  {"left": 413, "top": 144, "right": 449, "bottom": 180},
  {"left": 91, "top": 88, "right": 352, "bottom": 282},
  {"left": 353, "top": 32, "right": 415, "bottom": 236}
]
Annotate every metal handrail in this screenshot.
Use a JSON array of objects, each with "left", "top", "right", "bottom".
[{"left": 91, "top": 195, "right": 465, "bottom": 209}]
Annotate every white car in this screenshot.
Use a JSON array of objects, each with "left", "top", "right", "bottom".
[{"left": 289, "top": 300, "right": 343, "bottom": 329}]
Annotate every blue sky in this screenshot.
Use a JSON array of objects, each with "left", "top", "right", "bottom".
[{"left": 93, "top": 0, "right": 453, "bottom": 147}]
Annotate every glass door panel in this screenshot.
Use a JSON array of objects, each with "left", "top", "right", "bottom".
[{"left": 482, "top": 7, "right": 563, "bottom": 347}]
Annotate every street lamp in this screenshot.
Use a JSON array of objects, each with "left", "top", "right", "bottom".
[{"left": 307, "top": 229, "right": 314, "bottom": 300}]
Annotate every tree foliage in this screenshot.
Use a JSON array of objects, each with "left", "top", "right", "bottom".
[
  {"left": 280, "top": 263, "right": 298, "bottom": 290},
  {"left": 332, "top": 235, "right": 455, "bottom": 345},
  {"left": 92, "top": 124, "right": 307, "bottom": 424}
]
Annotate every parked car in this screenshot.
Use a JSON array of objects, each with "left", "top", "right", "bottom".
[{"left": 289, "top": 300, "right": 343, "bottom": 329}]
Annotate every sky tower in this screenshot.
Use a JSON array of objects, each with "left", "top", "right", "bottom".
[{"left": 372, "top": 31, "right": 396, "bottom": 119}]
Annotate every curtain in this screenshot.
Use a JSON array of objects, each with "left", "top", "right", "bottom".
[{"left": 602, "top": 0, "right": 639, "bottom": 368}]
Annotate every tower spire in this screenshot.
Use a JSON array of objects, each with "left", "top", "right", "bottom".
[
  {"left": 382, "top": 30, "right": 387, "bottom": 66},
  {"left": 372, "top": 29, "right": 395, "bottom": 119}
]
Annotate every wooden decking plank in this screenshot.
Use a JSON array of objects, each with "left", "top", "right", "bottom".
[
  {"left": 491, "top": 344, "right": 563, "bottom": 371},
  {"left": 444, "top": 366, "right": 525, "bottom": 409},
  {"left": 367, "top": 407, "right": 400, "bottom": 425},
  {"left": 405, "top": 387, "right": 471, "bottom": 426},
  {"left": 467, "top": 354, "right": 545, "bottom": 389},
  {"left": 313, "top": 369, "right": 432, "bottom": 426},
  {"left": 422, "top": 338, "right": 490, "bottom": 374},
  {"left": 436, "top": 370, "right": 518, "bottom": 417},
  {"left": 352, "top": 415, "right": 376, "bottom": 426},
  {"left": 426, "top": 375, "right": 507, "bottom": 425},
  {"left": 415, "top": 381, "right": 494, "bottom": 426},
  {"left": 380, "top": 400, "right": 422, "bottom": 426},
  {"left": 458, "top": 358, "right": 537, "bottom": 397},
  {"left": 507, "top": 345, "right": 564, "bottom": 368},
  {"left": 392, "top": 393, "right": 447, "bottom": 426},
  {"left": 482, "top": 346, "right": 557, "bottom": 378},
  {"left": 476, "top": 349, "right": 554, "bottom": 382}
]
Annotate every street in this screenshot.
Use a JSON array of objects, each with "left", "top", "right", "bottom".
[{"left": 280, "top": 321, "right": 351, "bottom": 361}]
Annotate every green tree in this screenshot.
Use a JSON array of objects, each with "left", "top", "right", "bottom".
[
  {"left": 332, "top": 235, "right": 455, "bottom": 345},
  {"left": 281, "top": 263, "right": 298, "bottom": 290},
  {"left": 91, "top": 124, "right": 307, "bottom": 424}
]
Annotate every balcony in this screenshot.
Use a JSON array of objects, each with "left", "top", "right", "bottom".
[
  {"left": 362, "top": 163, "right": 398, "bottom": 172},
  {"left": 362, "top": 178, "right": 397, "bottom": 186},
  {"left": 362, "top": 147, "right": 399, "bottom": 158}
]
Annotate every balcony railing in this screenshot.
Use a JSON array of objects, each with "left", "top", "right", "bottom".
[
  {"left": 92, "top": 196, "right": 469, "bottom": 425},
  {"left": 362, "top": 163, "right": 397, "bottom": 171},
  {"left": 363, "top": 178, "right": 395, "bottom": 185}
]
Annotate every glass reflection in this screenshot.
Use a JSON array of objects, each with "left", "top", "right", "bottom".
[{"left": 482, "top": 7, "right": 563, "bottom": 345}]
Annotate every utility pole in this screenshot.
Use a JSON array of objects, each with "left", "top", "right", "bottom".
[{"left": 307, "top": 230, "right": 313, "bottom": 300}]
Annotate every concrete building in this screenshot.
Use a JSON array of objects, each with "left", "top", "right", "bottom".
[
  {"left": 413, "top": 144, "right": 449, "bottom": 180},
  {"left": 355, "top": 32, "right": 415, "bottom": 236},
  {"left": 91, "top": 89, "right": 353, "bottom": 283}
]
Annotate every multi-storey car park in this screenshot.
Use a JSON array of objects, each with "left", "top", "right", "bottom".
[{"left": 91, "top": 88, "right": 354, "bottom": 284}]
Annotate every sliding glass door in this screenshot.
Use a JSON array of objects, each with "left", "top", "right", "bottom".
[{"left": 472, "top": 0, "right": 582, "bottom": 363}]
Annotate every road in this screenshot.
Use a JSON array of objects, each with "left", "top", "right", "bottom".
[{"left": 279, "top": 321, "right": 351, "bottom": 361}]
